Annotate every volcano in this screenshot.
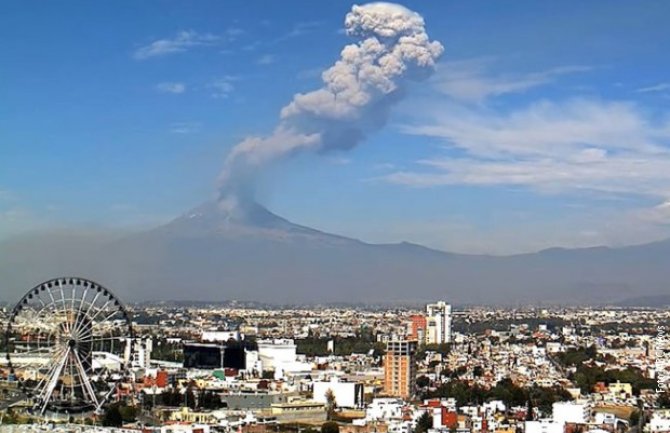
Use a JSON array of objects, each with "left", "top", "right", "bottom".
[
  {"left": 1, "top": 201, "right": 669, "bottom": 306},
  {"left": 154, "top": 200, "right": 358, "bottom": 245}
]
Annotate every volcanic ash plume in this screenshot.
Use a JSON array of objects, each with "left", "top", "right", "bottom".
[{"left": 218, "top": 2, "right": 443, "bottom": 211}]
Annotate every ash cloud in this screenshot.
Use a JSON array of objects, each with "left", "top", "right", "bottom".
[{"left": 218, "top": 2, "right": 443, "bottom": 210}]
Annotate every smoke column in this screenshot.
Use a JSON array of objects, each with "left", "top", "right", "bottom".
[{"left": 218, "top": 2, "right": 443, "bottom": 212}]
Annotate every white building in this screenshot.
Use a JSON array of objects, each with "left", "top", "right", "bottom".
[
  {"left": 648, "top": 410, "right": 670, "bottom": 433},
  {"left": 201, "top": 330, "right": 241, "bottom": 342},
  {"left": 594, "top": 411, "right": 627, "bottom": 429},
  {"left": 483, "top": 400, "right": 506, "bottom": 414},
  {"left": 552, "top": 401, "right": 591, "bottom": 425},
  {"left": 256, "top": 339, "right": 311, "bottom": 379},
  {"left": 426, "top": 302, "right": 452, "bottom": 344},
  {"left": 312, "top": 377, "right": 364, "bottom": 408},
  {"left": 257, "top": 338, "right": 297, "bottom": 371},
  {"left": 245, "top": 349, "right": 262, "bottom": 375},
  {"left": 124, "top": 337, "right": 152, "bottom": 369},
  {"left": 365, "top": 398, "right": 406, "bottom": 422},
  {"left": 525, "top": 420, "right": 564, "bottom": 433}
]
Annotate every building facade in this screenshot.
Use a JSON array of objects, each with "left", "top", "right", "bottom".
[
  {"left": 426, "top": 301, "right": 452, "bottom": 344},
  {"left": 384, "top": 340, "right": 417, "bottom": 399},
  {"left": 409, "top": 315, "right": 427, "bottom": 342}
]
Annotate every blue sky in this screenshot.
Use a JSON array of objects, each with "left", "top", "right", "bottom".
[{"left": 2, "top": 1, "right": 670, "bottom": 254}]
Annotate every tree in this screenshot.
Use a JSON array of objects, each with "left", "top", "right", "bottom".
[
  {"left": 321, "top": 421, "right": 340, "bottom": 433},
  {"left": 658, "top": 392, "right": 670, "bottom": 408},
  {"left": 3, "top": 408, "right": 19, "bottom": 424},
  {"left": 119, "top": 404, "right": 139, "bottom": 422},
  {"left": 185, "top": 386, "right": 197, "bottom": 409},
  {"left": 325, "top": 388, "right": 337, "bottom": 421},
  {"left": 528, "top": 385, "right": 573, "bottom": 415},
  {"left": 416, "top": 412, "right": 433, "bottom": 433},
  {"left": 102, "top": 404, "right": 124, "bottom": 427},
  {"left": 526, "top": 398, "right": 534, "bottom": 421},
  {"left": 417, "top": 375, "right": 430, "bottom": 389},
  {"left": 201, "top": 390, "right": 224, "bottom": 410},
  {"left": 630, "top": 409, "right": 641, "bottom": 426}
]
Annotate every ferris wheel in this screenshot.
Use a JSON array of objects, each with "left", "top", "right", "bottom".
[{"left": 4, "top": 277, "right": 134, "bottom": 415}]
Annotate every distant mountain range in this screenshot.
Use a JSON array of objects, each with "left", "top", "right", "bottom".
[{"left": 1, "top": 201, "right": 669, "bottom": 306}]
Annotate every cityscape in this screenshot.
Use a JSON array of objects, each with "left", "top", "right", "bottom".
[
  {"left": 2, "top": 284, "right": 670, "bottom": 433},
  {"left": 2, "top": 1, "right": 670, "bottom": 433}
]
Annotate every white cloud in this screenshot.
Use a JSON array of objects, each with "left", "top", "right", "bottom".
[
  {"left": 372, "top": 162, "right": 395, "bottom": 171},
  {"left": 636, "top": 201, "right": 670, "bottom": 225},
  {"left": 433, "top": 58, "right": 591, "bottom": 103},
  {"left": 242, "top": 41, "right": 261, "bottom": 52},
  {"left": 390, "top": 98, "right": 670, "bottom": 195},
  {"left": 257, "top": 54, "right": 275, "bottom": 65},
  {"left": 156, "top": 82, "right": 186, "bottom": 94},
  {"left": 225, "top": 27, "right": 244, "bottom": 39},
  {"left": 328, "top": 156, "right": 352, "bottom": 165},
  {"left": 401, "top": 99, "right": 666, "bottom": 159},
  {"left": 385, "top": 96, "right": 670, "bottom": 238},
  {"left": 134, "top": 30, "right": 220, "bottom": 60},
  {"left": 208, "top": 76, "right": 237, "bottom": 98},
  {"left": 637, "top": 82, "right": 670, "bottom": 93},
  {"left": 170, "top": 122, "right": 201, "bottom": 134},
  {"left": 372, "top": 53, "right": 670, "bottom": 251},
  {"left": 275, "top": 21, "right": 322, "bottom": 43}
]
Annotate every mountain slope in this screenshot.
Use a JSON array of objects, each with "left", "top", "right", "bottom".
[{"left": 0, "top": 202, "right": 669, "bottom": 305}]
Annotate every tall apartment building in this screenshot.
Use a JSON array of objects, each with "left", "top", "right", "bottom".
[
  {"left": 124, "top": 337, "right": 153, "bottom": 369},
  {"left": 426, "top": 301, "right": 452, "bottom": 344},
  {"left": 384, "top": 340, "right": 417, "bottom": 399},
  {"left": 409, "top": 315, "right": 427, "bottom": 341}
]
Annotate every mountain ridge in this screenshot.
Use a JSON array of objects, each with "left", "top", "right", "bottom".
[{"left": 0, "top": 201, "right": 668, "bottom": 305}]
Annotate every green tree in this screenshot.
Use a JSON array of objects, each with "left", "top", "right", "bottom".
[
  {"left": 630, "top": 410, "right": 640, "bottom": 426},
  {"left": 417, "top": 375, "right": 430, "bottom": 389},
  {"left": 3, "top": 408, "right": 19, "bottom": 424},
  {"left": 119, "top": 404, "right": 139, "bottom": 422},
  {"left": 526, "top": 398, "right": 534, "bottom": 421},
  {"left": 416, "top": 412, "right": 433, "bottom": 433},
  {"left": 325, "top": 388, "right": 337, "bottom": 421},
  {"left": 102, "top": 404, "right": 124, "bottom": 427},
  {"left": 658, "top": 392, "right": 670, "bottom": 408}
]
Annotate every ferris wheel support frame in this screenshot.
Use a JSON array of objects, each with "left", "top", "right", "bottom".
[{"left": 4, "top": 277, "right": 135, "bottom": 416}]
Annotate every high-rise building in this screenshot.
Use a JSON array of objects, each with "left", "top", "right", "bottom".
[
  {"left": 409, "top": 315, "right": 427, "bottom": 341},
  {"left": 384, "top": 340, "right": 417, "bottom": 399},
  {"left": 124, "top": 337, "right": 153, "bottom": 369},
  {"left": 426, "top": 301, "right": 452, "bottom": 344}
]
